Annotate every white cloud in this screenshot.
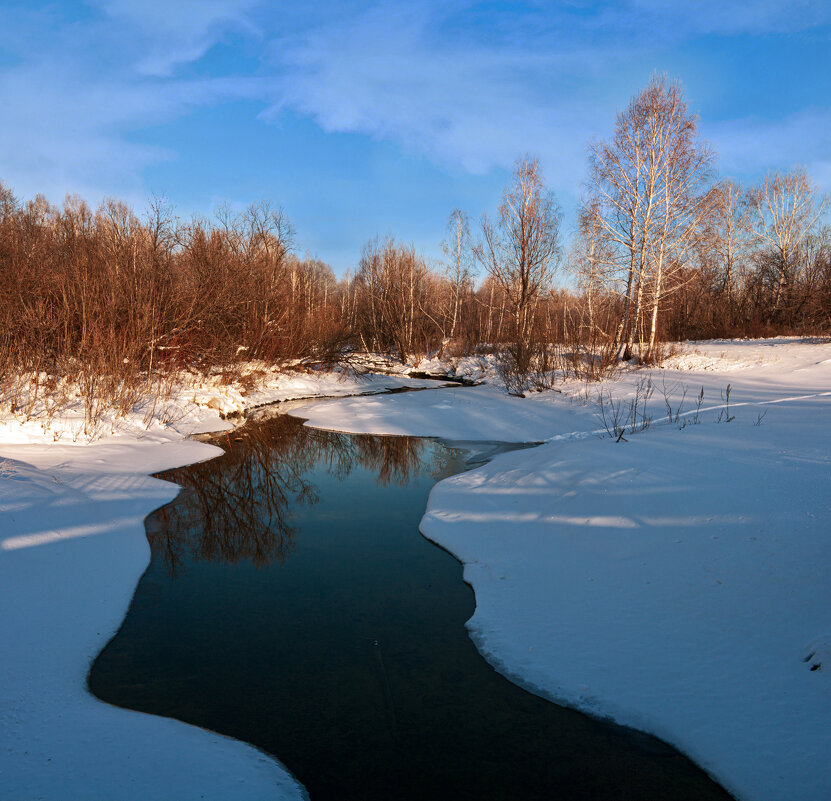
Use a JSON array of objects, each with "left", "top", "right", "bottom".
[
  {"left": 260, "top": 1, "right": 831, "bottom": 198},
  {"left": 0, "top": 4, "right": 261, "bottom": 203},
  {"left": 1, "top": 0, "right": 829, "bottom": 212},
  {"left": 93, "top": 0, "right": 261, "bottom": 76},
  {"left": 705, "top": 108, "right": 831, "bottom": 191},
  {"left": 264, "top": 4, "right": 628, "bottom": 189}
]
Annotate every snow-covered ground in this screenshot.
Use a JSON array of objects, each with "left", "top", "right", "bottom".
[
  {"left": 0, "top": 368, "right": 441, "bottom": 801},
  {"left": 2, "top": 341, "right": 829, "bottom": 801},
  {"left": 0, "top": 363, "right": 446, "bottom": 444},
  {"left": 296, "top": 338, "right": 831, "bottom": 801}
]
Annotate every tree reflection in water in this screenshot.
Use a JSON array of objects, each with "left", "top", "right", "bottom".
[
  {"left": 148, "top": 412, "right": 453, "bottom": 575},
  {"left": 93, "top": 411, "right": 735, "bottom": 801}
]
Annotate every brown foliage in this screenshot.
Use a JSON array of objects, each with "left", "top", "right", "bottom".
[{"left": 0, "top": 186, "right": 346, "bottom": 427}]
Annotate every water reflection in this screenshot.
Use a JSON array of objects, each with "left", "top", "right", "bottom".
[
  {"left": 150, "top": 414, "right": 450, "bottom": 574},
  {"left": 91, "top": 412, "right": 733, "bottom": 801}
]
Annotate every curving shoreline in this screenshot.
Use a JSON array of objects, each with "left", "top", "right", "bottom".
[
  {"left": 1, "top": 372, "right": 437, "bottom": 801},
  {"left": 3, "top": 340, "right": 830, "bottom": 801},
  {"left": 0, "top": 435, "right": 305, "bottom": 800}
]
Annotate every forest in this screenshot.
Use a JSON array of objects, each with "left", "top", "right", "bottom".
[{"left": 1, "top": 76, "right": 828, "bottom": 415}]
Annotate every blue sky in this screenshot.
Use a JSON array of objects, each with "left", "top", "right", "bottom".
[{"left": 1, "top": 0, "right": 829, "bottom": 273}]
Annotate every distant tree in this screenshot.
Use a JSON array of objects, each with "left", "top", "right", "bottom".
[
  {"left": 812, "top": 226, "right": 831, "bottom": 328},
  {"left": 355, "top": 237, "right": 431, "bottom": 361},
  {"left": 0, "top": 181, "right": 17, "bottom": 221},
  {"left": 440, "top": 208, "right": 476, "bottom": 345},
  {"left": 704, "top": 179, "right": 753, "bottom": 313},
  {"left": 573, "top": 198, "right": 616, "bottom": 339},
  {"left": 751, "top": 169, "right": 825, "bottom": 319},
  {"left": 479, "top": 156, "right": 562, "bottom": 352}
]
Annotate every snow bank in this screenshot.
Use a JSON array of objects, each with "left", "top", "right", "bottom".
[
  {"left": 0, "top": 364, "right": 445, "bottom": 445},
  {"left": 293, "top": 381, "right": 597, "bottom": 441},
  {"left": 421, "top": 412, "right": 831, "bottom": 801},
  {"left": 0, "top": 367, "right": 439, "bottom": 801},
  {"left": 0, "top": 436, "right": 305, "bottom": 800},
  {"left": 186, "top": 364, "right": 445, "bottom": 417},
  {"left": 298, "top": 339, "right": 831, "bottom": 801}
]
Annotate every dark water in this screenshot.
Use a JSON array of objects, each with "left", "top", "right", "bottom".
[{"left": 89, "top": 412, "right": 732, "bottom": 801}]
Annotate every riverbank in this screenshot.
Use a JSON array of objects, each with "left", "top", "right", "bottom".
[
  {"left": 2, "top": 340, "right": 829, "bottom": 800},
  {"left": 296, "top": 338, "right": 831, "bottom": 801},
  {"left": 0, "top": 369, "right": 439, "bottom": 801}
]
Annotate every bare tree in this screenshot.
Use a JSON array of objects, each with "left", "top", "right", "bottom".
[
  {"left": 586, "top": 75, "right": 714, "bottom": 359},
  {"left": 573, "top": 198, "right": 616, "bottom": 338},
  {"left": 479, "top": 156, "right": 562, "bottom": 349},
  {"left": 354, "top": 237, "right": 432, "bottom": 361},
  {"left": 705, "top": 179, "right": 753, "bottom": 311},
  {"left": 642, "top": 106, "right": 714, "bottom": 358},
  {"left": 440, "top": 208, "right": 476, "bottom": 345},
  {"left": 751, "top": 169, "right": 825, "bottom": 316}
]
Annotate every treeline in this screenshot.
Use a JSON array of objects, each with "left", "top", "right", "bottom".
[
  {"left": 1, "top": 74, "right": 829, "bottom": 417},
  {"left": 0, "top": 189, "right": 350, "bottom": 420},
  {"left": 575, "top": 77, "right": 830, "bottom": 360},
  {"left": 650, "top": 172, "right": 831, "bottom": 341},
  {"left": 0, "top": 190, "right": 341, "bottom": 372},
  {"left": 0, "top": 182, "right": 573, "bottom": 405}
]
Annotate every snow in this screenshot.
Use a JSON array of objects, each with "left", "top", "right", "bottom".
[
  {"left": 2, "top": 341, "right": 830, "bottom": 801},
  {"left": 0, "top": 363, "right": 447, "bottom": 445},
  {"left": 412, "top": 352, "right": 498, "bottom": 382},
  {"left": 421, "top": 410, "right": 831, "bottom": 801},
  {"left": 0, "top": 437, "right": 305, "bottom": 801},
  {"left": 291, "top": 380, "right": 596, "bottom": 441},
  {"left": 0, "top": 367, "right": 441, "bottom": 801},
  {"left": 295, "top": 338, "right": 831, "bottom": 801}
]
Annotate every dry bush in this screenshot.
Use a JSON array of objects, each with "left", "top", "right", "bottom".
[
  {"left": 2, "top": 165, "right": 827, "bottom": 433},
  {"left": 0, "top": 184, "right": 351, "bottom": 432}
]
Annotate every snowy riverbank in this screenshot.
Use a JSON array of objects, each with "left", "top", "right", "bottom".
[
  {"left": 0, "top": 369, "right": 438, "bottom": 801},
  {"left": 2, "top": 341, "right": 829, "bottom": 800},
  {"left": 297, "top": 338, "right": 831, "bottom": 801}
]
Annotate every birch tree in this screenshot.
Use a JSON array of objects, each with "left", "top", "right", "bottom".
[
  {"left": 440, "top": 208, "right": 475, "bottom": 344},
  {"left": 703, "top": 179, "right": 754, "bottom": 320},
  {"left": 574, "top": 199, "right": 616, "bottom": 339},
  {"left": 479, "top": 156, "right": 562, "bottom": 350},
  {"left": 643, "top": 108, "right": 714, "bottom": 358},
  {"left": 586, "top": 75, "right": 713, "bottom": 359},
  {"left": 751, "top": 169, "right": 825, "bottom": 316}
]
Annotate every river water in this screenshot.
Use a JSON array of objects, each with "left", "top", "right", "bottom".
[{"left": 89, "top": 411, "right": 732, "bottom": 800}]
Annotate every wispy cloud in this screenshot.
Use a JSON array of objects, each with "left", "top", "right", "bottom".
[
  {"left": 92, "top": 0, "right": 262, "bottom": 76},
  {"left": 0, "top": 0, "right": 829, "bottom": 212},
  {"left": 263, "top": 3, "right": 636, "bottom": 188},
  {"left": 705, "top": 108, "right": 831, "bottom": 190},
  {"left": 0, "top": 2, "right": 260, "bottom": 202},
  {"left": 262, "top": 1, "right": 831, "bottom": 193}
]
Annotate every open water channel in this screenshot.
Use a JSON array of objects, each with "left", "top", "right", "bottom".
[{"left": 89, "top": 409, "right": 732, "bottom": 800}]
